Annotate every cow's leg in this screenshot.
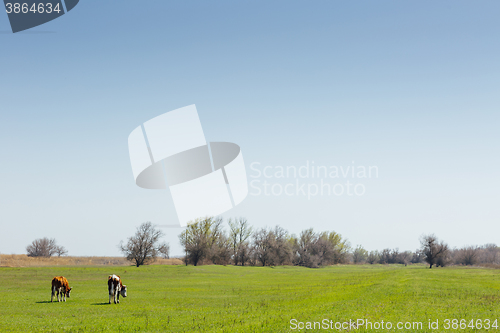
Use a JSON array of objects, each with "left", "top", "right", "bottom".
[
  {"left": 117, "top": 290, "right": 120, "bottom": 304},
  {"left": 51, "top": 286, "right": 55, "bottom": 302},
  {"left": 109, "top": 283, "right": 114, "bottom": 304},
  {"left": 114, "top": 289, "right": 117, "bottom": 304},
  {"left": 63, "top": 289, "right": 66, "bottom": 302}
]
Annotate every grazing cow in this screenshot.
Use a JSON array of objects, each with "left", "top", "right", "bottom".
[
  {"left": 108, "top": 274, "right": 127, "bottom": 304},
  {"left": 51, "top": 276, "right": 72, "bottom": 302}
]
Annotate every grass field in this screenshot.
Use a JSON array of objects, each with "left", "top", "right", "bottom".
[{"left": 0, "top": 265, "right": 499, "bottom": 332}]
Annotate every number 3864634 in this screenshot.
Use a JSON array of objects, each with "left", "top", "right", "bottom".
[{"left": 5, "top": 3, "right": 62, "bottom": 14}]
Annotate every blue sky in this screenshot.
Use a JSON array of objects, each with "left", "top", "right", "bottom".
[{"left": 1, "top": 1, "right": 499, "bottom": 256}]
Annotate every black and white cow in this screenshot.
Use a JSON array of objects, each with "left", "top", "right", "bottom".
[{"left": 108, "top": 274, "right": 127, "bottom": 304}]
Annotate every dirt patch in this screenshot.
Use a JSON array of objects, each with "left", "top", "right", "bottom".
[{"left": 0, "top": 254, "right": 183, "bottom": 267}]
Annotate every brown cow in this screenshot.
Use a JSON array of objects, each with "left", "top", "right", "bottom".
[
  {"left": 108, "top": 275, "right": 127, "bottom": 304},
  {"left": 51, "top": 276, "right": 72, "bottom": 302}
]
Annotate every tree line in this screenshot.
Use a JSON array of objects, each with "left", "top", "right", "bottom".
[
  {"left": 25, "top": 219, "right": 499, "bottom": 269},
  {"left": 357, "top": 235, "right": 499, "bottom": 268},
  {"left": 179, "top": 217, "right": 350, "bottom": 267},
  {"left": 178, "top": 218, "right": 499, "bottom": 269}
]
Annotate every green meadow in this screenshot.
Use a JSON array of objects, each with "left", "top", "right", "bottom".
[{"left": 0, "top": 265, "right": 499, "bottom": 332}]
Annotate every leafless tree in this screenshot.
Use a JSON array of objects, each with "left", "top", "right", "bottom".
[
  {"left": 379, "top": 248, "right": 391, "bottom": 264},
  {"left": 228, "top": 217, "right": 253, "bottom": 266},
  {"left": 55, "top": 245, "right": 68, "bottom": 257},
  {"left": 420, "top": 234, "right": 449, "bottom": 268},
  {"left": 456, "top": 246, "right": 480, "bottom": 266},
  {"left": 252, "top": 228, "right": 277, "bottom": 266},
  {"left": 209, "top": 233, "right": 232, "bottom": 265},
  {"left": 236, "top": 242, "right": 252, "bottom": 266},
  {"left": 158, "top": 243, "right": 170, "bottom": 259},
  {"left": 479, "top": 244, "right": 499, "bottom": 264},
  {"left": 206, "top": 217, "right": 231, "bottom": 265},
  {"left": 291, "top": 228, "right": 317, "bottom": 267},
  {"left": 26, "top": 238, "right": 66, "bottom": 257},
  {"left": 389, "top": 249, "right": 401, "bottom": 264},
  {"left": 411, "top": 250, "right": 424, "bottom": 264},
  {"left": 435, "top": 250, "right": 451, "bottom": 267},
  {"left": 367, "top": 251, "right": 379, "bottom": 264},
  {"left": 119, "top": 222, "right": 167, "bottom": 267},
  {"left": 272, "top": 226, "right": 292, "bottom": 265},
  {"left": 399, "top": 251, "right": 412, "bottom": 266}
]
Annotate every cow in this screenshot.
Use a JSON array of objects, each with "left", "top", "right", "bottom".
[
  {"left": 51, "top": 276, "right": 72, "bottom": 302},
  {"left": 108, "top": 274, "right": 127, "bottom": 304}
]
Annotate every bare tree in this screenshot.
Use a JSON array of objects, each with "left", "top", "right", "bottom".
[
  {"left": 420, "top": 234, "right": 449, "bottom": 268},
  {"left": 367, "top": 251, "right": 379, "bottom": 264},
  {"left": 457, "top": 246, "right": 480, "bottom": 266},
  {"left": 435, "top": 250, "right": 451, "bottom": 267},
  {"left": 228, "top": 217, "right": 253, "bottom": 266},
  {"left": 399, "top": 251, "right": 412, "bottom": 266},
  {"left": 291, "top": 228, "right": 319, "bottom": 268},
  {"left": 450, "top": 244, "right": 500, "bottom": 266},
  {"left": 272, "top": 226, "right": 292, "bottom": 265},
  {"left": 209, "top": 233, "right": 232, "bottom": 265},
  {"left": 379, "top": 248, "right": 391, "bottom": 264},
  {"left": 411, "top": 250, "right": 424, "bottom": 264},
  {"left": 55, "top": 245, "right": 68, "bottom": 257},
  {"left": 158, "top": 243, "right": 170, "bottom": 259},
  {"left": 313, "top": 235, "right": 336, "bottom": 266},
  {"left": 236, "top": 242, "right": 252, "bottom": 266},
  {"left": 207, "top": 217, "right": 230, "bottom": 265},
  {"left": 119, "top": 222, "right": 167, "bottom": 267},
  {"left": 252, "top": 228, "right": 276, "bottom": 266},
  {"left": 26, "top": 238, "right": 66, "bottom": 257},
  {"left": 480, "top": 244, "right": 499, "bottom": 264}
]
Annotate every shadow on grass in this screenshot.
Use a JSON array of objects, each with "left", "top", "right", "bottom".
[{"left": 36, "top": 301, "right": 111, "bottom": 305}]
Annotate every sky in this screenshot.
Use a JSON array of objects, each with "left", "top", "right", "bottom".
[{"left": 1, "top": 1, "right": 499, "bottom": 257}]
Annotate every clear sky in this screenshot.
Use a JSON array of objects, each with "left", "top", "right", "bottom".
[{"left": 1, "top": 1, "right": 499, "bottom": 257}]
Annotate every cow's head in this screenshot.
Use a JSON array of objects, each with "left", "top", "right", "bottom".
[
  {"left": 120, "top": 285, "right": 127, "bottom": 298},
  {"left": 66, "top": 287, "right": 72, "bottom": 298}
]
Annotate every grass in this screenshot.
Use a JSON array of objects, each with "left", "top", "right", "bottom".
[{"left": 0, "top": 264, "right": 499, "bottom": 332}]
